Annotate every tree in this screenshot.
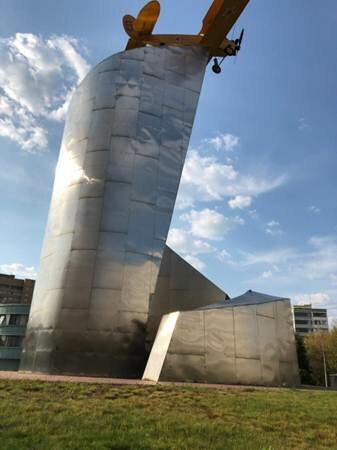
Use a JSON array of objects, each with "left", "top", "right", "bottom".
[
  {"left": 304, "top": 324, "right": 337, "bottom": 386},
  {"left": 295, "top": 335, "right": 313, "bottom": 385}
]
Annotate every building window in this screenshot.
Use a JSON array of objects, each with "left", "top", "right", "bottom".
[
  {"left": 295, "top": 320, "right": 310, "bottom": 325},
  {"left": 0, "top": 335, "right": 23, "bottom": 347}
]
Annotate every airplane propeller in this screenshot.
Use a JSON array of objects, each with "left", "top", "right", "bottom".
[
  {"left": 212, "top": 28, "right": 245, "bottom": 74},
  {"left": 235, "top": 28, "right": 245, "bottom": 52}
]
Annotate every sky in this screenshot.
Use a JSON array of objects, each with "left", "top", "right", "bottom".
[{"left": 0, "top": 0, "right": 337, "bottom": 323}]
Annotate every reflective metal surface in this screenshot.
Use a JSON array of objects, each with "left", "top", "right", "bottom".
[
  {"left": 20, "top": 45, "right": 208, "bottom": 377},
  {"left": 147, "top": 245, "right": 228, "bottom": 345},
  {"left": 146, "top": 296, "right": 300, "bottom": 386}
]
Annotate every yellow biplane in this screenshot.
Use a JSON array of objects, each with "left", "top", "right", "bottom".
[{"left": 123, "top": 0, "right": 250, "bottom": 74}]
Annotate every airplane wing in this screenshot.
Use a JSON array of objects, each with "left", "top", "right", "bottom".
[
  {"left": 200, "top": 0, "right": 250, "bottom": 47},
  {"left": 133, "top": 1, "right": 161, "bottom": 35}
]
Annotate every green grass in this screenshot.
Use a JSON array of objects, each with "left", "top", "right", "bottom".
[{"left": 0, "top": 380, "right": 336, "bottom": 450}]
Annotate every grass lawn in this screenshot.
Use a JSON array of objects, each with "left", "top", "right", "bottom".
[{"left": 0, "top": 380, "right": 336, "bottom": 450}]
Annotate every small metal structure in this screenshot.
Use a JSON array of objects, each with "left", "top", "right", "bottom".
[
  {"left": 144, "top": 291, "right": 300, "bottom": 386},
  {"left": 329, "top": 374, "right": 337, "bottom": 389}
]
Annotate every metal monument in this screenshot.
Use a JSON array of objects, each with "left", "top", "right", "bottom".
[
  {"left": 21, "top": 0, "right": 299, "bottom": 386},
  {"left": 144, "top": 291, "right": 300, "bottom": 386}
]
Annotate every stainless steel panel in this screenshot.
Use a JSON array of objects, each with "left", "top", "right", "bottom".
[
  {"left": 257, "top": 314, "right": 280, "bottom": 386},
  {"left": 205, "top": 355, "right": 237, "bottom": 385},
  {"left": 52, "top": 184, "right": 81, "bottom": 236},
  {"left": 165, "top": 47, "right": 186, "bottom": 75},
  {"left": 62, "top": 250, "right": 96, "bottom": 308},
  {"left": 117, "top": 311, "right": 148, "bottom": 334},
  {"left": 184, "top": 90, "right": 200, "bottom": 125},
  {"left": 156, "top": 190, "right": 176, "bottom": 211},
  {"left": 39, "top": 289, "right": 64, "bottom": 329},
  {"left": 21, "top": 45, "right": 208, "bottom": 378},
  {"left": 234, "top": 306, "right": 260, "bottom": 360},
  {"left": 148, "top": 245, "right": 227, "bottom": 343},
  {"left": 161, "top": 108, "right": 185, "bottom": 150},
  {"left": 256, "top": 301, "right": 275, "bottom": 319},
  {"left": 63, "top": 98, "right": 94, "bottom": 145},
  {"left": 126, "top": 202, "right": 155, "bottom": 256},
  {"left": 56, "top": 308, "right": 88, "bottom": 331},
  {"left": 112, "top": 107, "right": 138, "bottom": 138},
  {"left": 155, "top": 210, "right": 172, "bottom": 241},
  {"left": 87, "top": 288, "right": 120, "bottom": 331},
  {"left": 87, "top": 109, "right": 114, "bottom": 151},
  {"left": 158, "top": 149, "right": 183, "bottom": 193},
  {"left": 108, "top": 136, "right": 135, "bottom": 183},
  {"left": 61, "top": 138, "right": 88, "bottom": 167},
  {"left": 161, "top": 353, "right": 206, "bottom": 382},
  {"left": 115, "top": 95, "right": 139, "bottom": 111},
  {"left": 93, "top": 247, "right": 125, "bottom": 290},
  {"left": 94, "top": 71, "right": 117, "bottom": 109},
  {"left": 97, "top": 55, "right": 121, "bottom": 73},
  {"left": 164, "top": 84, "right": 185, "bottom": 112},
  {"left": 235, "top": 358, "right": 263, "bottom": 386},
  {"left": 120, "top": 252, "right": 152, "bottom": 313},
  {"left": 131, "top": 155, "right": 158, "bottom": 205},
  {"left": 101, "top": 182, "right": 131, "bottom": 232},
  {"left": 276, "top": 300, "right": 297, "bottom": 362},
  {"left": 72, "top": 197, "right": 103, "bottom": 250},
  {"left": 117, "top": 59, "right": 143, "bottom": 97},
  {"left": 131, "top": 138, "right": 159, "bottom": 159},
  {"left": 168, "top": 311, "right": 205, "bottom": 356},
  {"left": 205, "top": 309, "right": 234, "bottom": 356},
  {"left": 80, "top": 149, "right": 109, "bottom": 198},
  {"left": 143, "top": 47, "right": 165, "bottom": 80},
  {"left": 140, "top": 75, "right": 163, "bottom": 117},
  {"left": 137, "top": 112, "right": 162, "bottom": 145}
]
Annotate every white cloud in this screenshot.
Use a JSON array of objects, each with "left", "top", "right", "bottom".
[
  {"left": 184, "top": 255, "right": 206, "bottom": 272},
  {"left": 181, "top": 209, "right": 244, "bottom": 241},
  {"left": 241, "top": 236, "right": 337, "bottom": 294},
  {"left": 206, "top": 133, "right": 239, "bottom": 151},
  {"left": 176, "top": 149, "right": 286, "bottom": 210},
  {"left": 292, "top": 292, "right": 330, "bottom": 306},
  {"left": 167, "top": 227, "right": 216, "bottom": 273},
  {"left": 0, "top": 33, "right": 90, "bottom": 152},
  {"left": 217, "top": 249, "right": 236, "bottom": 265},
  {"left": 248, "top": 209, "right": 259, "bottom": 220},
  {"left": 167, "top": 228, "right": 215, "bottom": 256},
  {"left": 228, "top": 195, "right": 252, "bottom": 210},
  {"left": 262, "top": 270, "right": 273, "bottom": 279},
  {"left": 297, "top": 236, "right": 337, "bottom": 281},
  {"left": 241, "top": 248, "right": 297, "bottom": 266},
  {"left": 308, "top": 205, "right": 320, "bottom": 214},
  {"left": 0, "top": 263, "right": 37, "bottom": 279},
  {"left": 298, "top": 117, "right": 309, "bottom": 131},
  {"left": 265, "top": 220, "right": 284, "bottom": 237}
]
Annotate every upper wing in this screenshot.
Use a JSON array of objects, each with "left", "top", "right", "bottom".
[
  {"left": 133, "top": 1, "right": 161, "bottom": 35},
  {"left": 200, "top": 0, "right": 250, "bottom": 47}
]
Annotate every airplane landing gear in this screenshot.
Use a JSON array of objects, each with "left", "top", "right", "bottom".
[{"left": 212, "top": 58, "right": 222, "bottom": 74}]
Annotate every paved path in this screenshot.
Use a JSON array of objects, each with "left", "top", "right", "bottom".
[{"left": 0, "top": 371, "right": 294, "bottom": 391}]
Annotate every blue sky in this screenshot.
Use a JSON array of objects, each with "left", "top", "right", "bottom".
[{"left": 1, "top": 0, "right": 337, "bottom": 322}]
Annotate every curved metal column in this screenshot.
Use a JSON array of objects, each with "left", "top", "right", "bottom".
[{"left": 20, "top": 46, "right": 208, "bottom": 377}]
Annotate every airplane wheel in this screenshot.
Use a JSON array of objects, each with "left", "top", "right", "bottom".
[{"left": 212, "top": 64, "right": 222, "bottom": 74}]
